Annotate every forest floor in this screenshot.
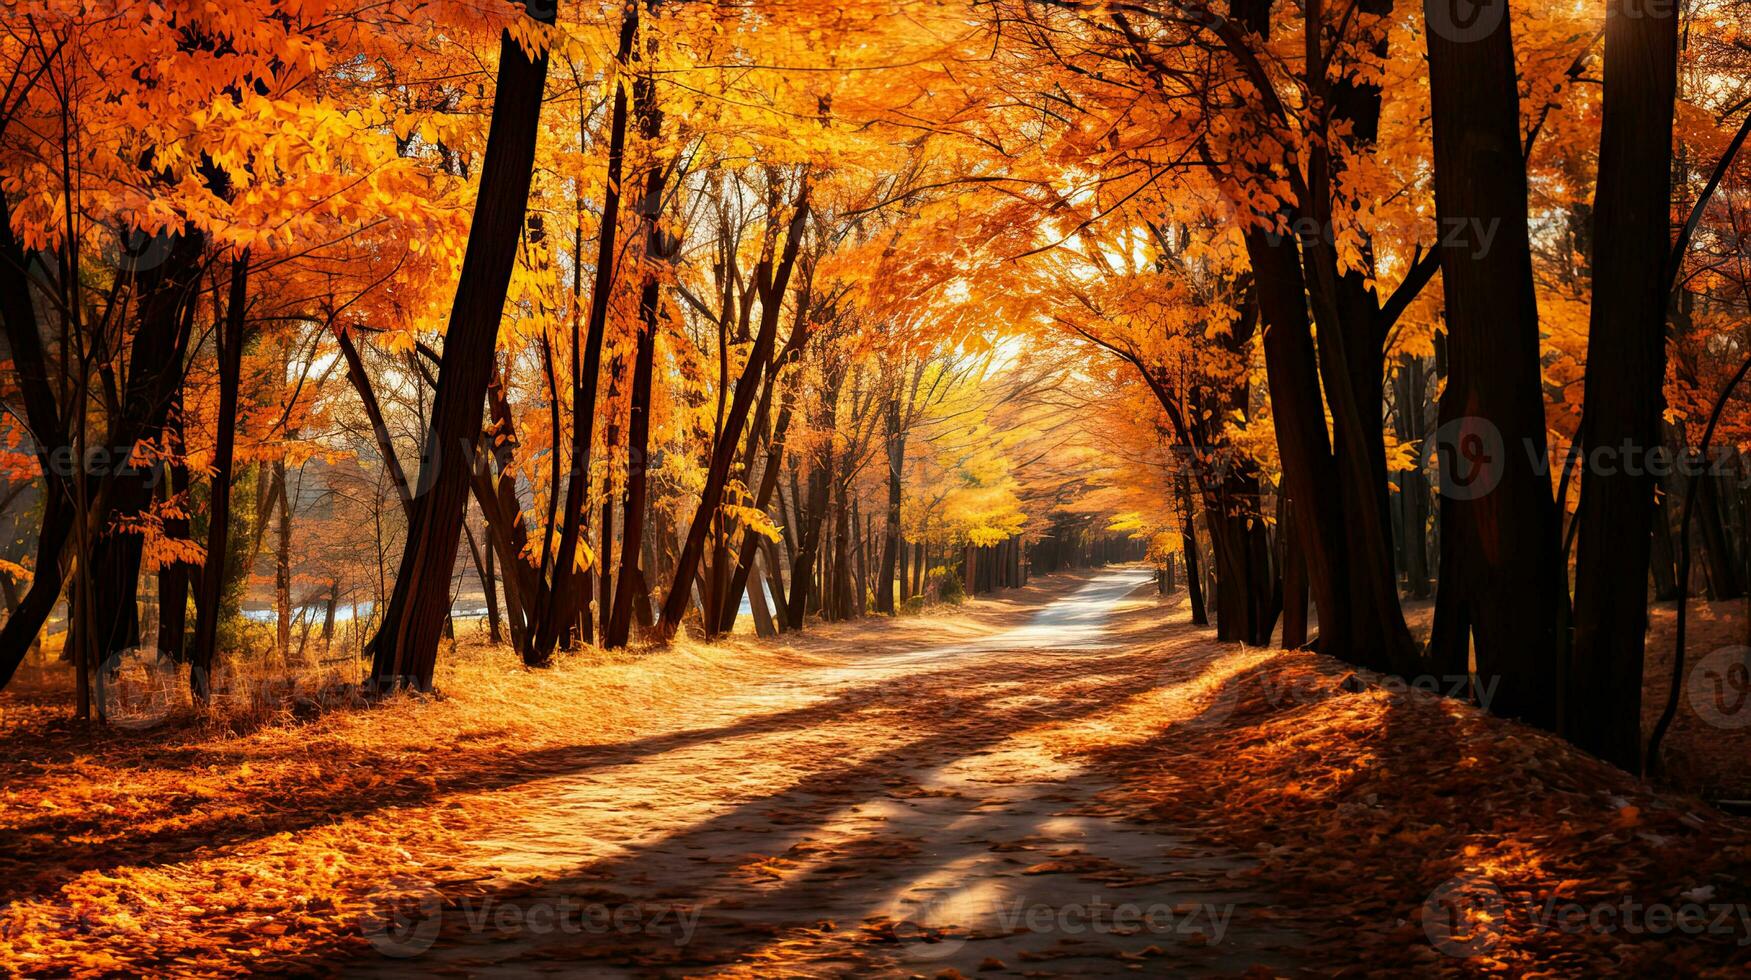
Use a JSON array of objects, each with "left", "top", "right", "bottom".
[{"left": 2, "top": 569, "right": 1750, "bottom": 977}]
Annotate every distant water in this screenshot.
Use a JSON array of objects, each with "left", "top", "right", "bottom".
[{"left": 239, "top": 602, "right": 495, "bottom": 624}]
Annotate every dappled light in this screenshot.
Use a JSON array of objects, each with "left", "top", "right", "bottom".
[{"left": 3, "top": 0, "right": 1751, "bottom": 975}]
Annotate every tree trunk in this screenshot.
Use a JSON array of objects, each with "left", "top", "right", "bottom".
[
  {"left": 1201, "top": 474, "right": 1279, "bottom": 646},
  {"left": 275, "top": 461, "right": 292, "bottom": 658},
  {"left": 191, "top": 253, "right": 249, "bottom": 699},
  {"left": 748, "top": 560, "right": 778, "bottom": 638},
  {"left": 829, "top": 466, "right": 852, "bottom": 620},
  {"left": 467, "top": 520, "right": 502, "bottom": 644},
  {"left": 531, "top": 3, "right": 632, "bottom": 664},
  {"left": 65, "top": 223, "right": 204, "bottom": 689},
  {"left": 913, "top": 539, "right": 926, "bottom": 597},
  {"left": 606, "top": 47, "right": 676, "bottom": 647},
  {"left": 606, "top": 269, "right": 661, "bottom": 648},
  {"left": 853, "top": 499, "right": 868, "bottom": 616},
  {"left": 1305, "top": 0, "right": 1415, "bottom": 674},
  {"left": 481, "top": 374, "right": 536, "bottom": 650},
  {"left": 1424, "top": 0, "right": 1563, "bottom": 729},
  {"left": 713, "top": 354, "right": 788, "bottom": 635},
  {"left": 158, "top": 396, "right": 192, "bottom": 662},
  {"left": 322, "top": 580, "right": 338, "bottom": 649},
  {"left": 1650, "top": 467, "right": 1679, "bottom": 600},
  {"left": 658, "top": 188, "right": 810, "bottom": 640},
  {"left": 786, "top": 358, "right": 838, "bottom": 629},
  {"left": 1247, "top": 228, "right": 1352, "bottom": 654},
  {"left": 598, "top": 472, "right": 614, "bottom": 646},
  {"left": 335, "top": 328, "right": 415, "bottom": 516},
  {"left": 1697, "top": 472, "right": 1744, "bottom": 598},
  {"left": 0, "top": 192, "right": 74, "bottom": 690},
  {"left": 369, "top": 0, "right": 557, "bottom": 690},
  {"left": 1567, "top": 0, "right": 1678, "bottom": 769},
  {"left": 1396, "top": 355, "right": 1433, "bottom": 599},
  {"left": 1179, "top": 476, "right": 1207, "bottom": 625},
  {"left": 876, "top": 394, "right": 904, "bottom": 613},
  {"left": 1281, "top": 493, "right": 1309, "bottom": 648}
]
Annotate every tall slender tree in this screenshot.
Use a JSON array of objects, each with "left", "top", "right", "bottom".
[
  {"left": 1569, "top": 0, "right": 1679, "bottom": 770},
  {"left": 1423, "top": 0, "right": 1564, "bottom": 728},
  {"left": 368, "top": 0, "right": 559, "bottom": 690}
]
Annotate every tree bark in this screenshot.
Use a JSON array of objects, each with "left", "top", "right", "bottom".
[
  {"left": 658, "top": 188, "right": 809, "bottom": 640},
  {"left": 853, "top": 498, "right": 868, "bottom": 615},
  {"left": 1246, "top": 228, "right": 1352, "bottom": 653},
  {"left": 531, "top": 3, "right": 632, "bottom": 664},
  {"left": 465, "top": 520, "right": 501, "bottom": 644},
  {"left": 788, "top": 362, "right": 840, "bottom": 628},
  {"left": 1306, "top": 0, "right": 1414, "bottom": 673},
  {"left": 1697, "top": 472, "right": 1744, "bottom": 598},
  {"left": 1179, "top": 475, "right": 1207, "bottom": 625},
  {"left": 62, "top": 220, "right": 203, "bottom": 688},
  {"left": 715, "top": 343, "right": 810, "bottom": 635},
  {"left": 604, "top": 35, "right": 672, "bottom": 648},
  {"left": 1567, "top": 0, "right": 1678, "bottom": 769},
  {"left": 913, "top": 539, "right": 926, "bottom": 597},
  {"left": 0, "top": 192, "right": 78, "bottom": 689},
  {"left": 748, "top": 560, "right": 778, "bottom": 637},
  {"left": 274, "top": 461, "right": 292, "bottom": 657},
  {"left": 191, "top": 253, "right": 249, "bottom": 698},
  {"left": 1423, "top": 0, "right": 1564, "bottom": 729},
  {"left": 157, "top": 393, "right": 192, "bottom": 662},
  {"left": 876, "top": 392, "right": 904, "bottom": 613},
  {"left": 1281, "top": 492, "right": 1309, "bottom": 648},
  {"left": 368, "top": 0, "right": 557, "bottom": 689},
  {"left": 1396, "top": 355, "right": 1433, "bottom": 599},
  {"left": 1650, "top": 466, "right": 1679, "bottom": 600}
]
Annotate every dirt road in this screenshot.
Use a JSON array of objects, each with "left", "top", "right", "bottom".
[{"left": 349, "top": 568, "right": 1303, "bottom": 977}]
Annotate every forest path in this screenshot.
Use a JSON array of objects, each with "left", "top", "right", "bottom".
[{"left": 350, "top": 568, "right": 1305, "bottom": 977}]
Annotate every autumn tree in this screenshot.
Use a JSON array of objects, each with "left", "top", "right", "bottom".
[
  {"left": 1568, "top": 0, "right": 1680, "bottom": 768},
  {"left": 367, "top": 0, "right": 557, "bottom": 691}
]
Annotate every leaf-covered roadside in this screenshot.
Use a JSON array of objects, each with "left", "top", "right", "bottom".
[
  {"left": 0, "top": 638, "right": 794, "bottom": 977},
  {"left": 3, "top": 582, "right": 1748, "bottom": 977},
  {"left": 1062, "top": 646, "right": 1751, "bottom": 977}
]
